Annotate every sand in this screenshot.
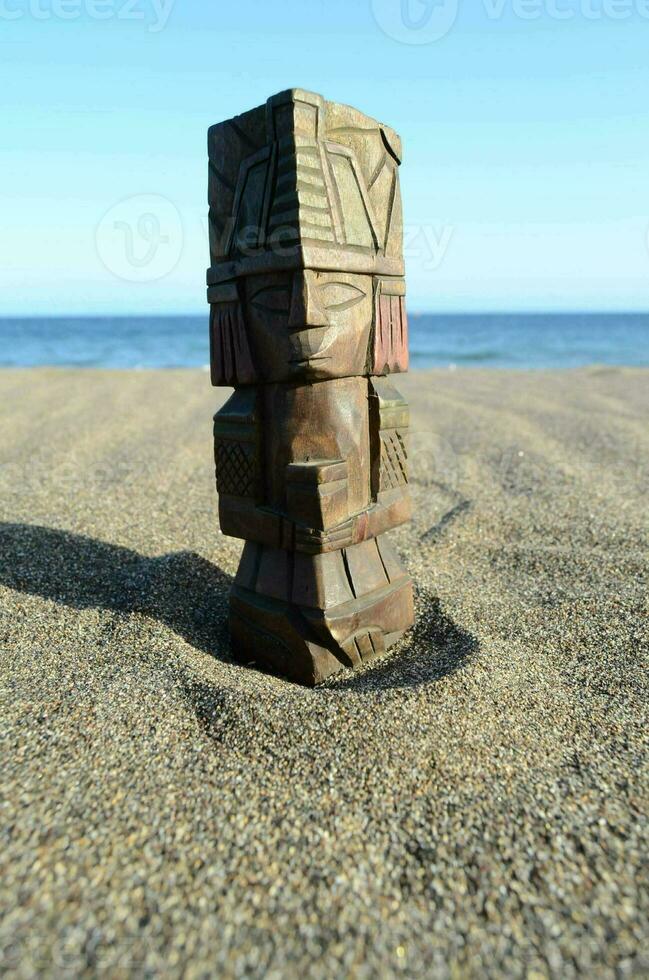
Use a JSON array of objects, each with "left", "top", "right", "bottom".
[{"left": 0, "top": 366, "right": 647, "bottom": 978}]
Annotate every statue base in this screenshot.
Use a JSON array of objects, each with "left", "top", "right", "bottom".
[{"left": 229, "top": 536, "right": 413, "bottom": 685}]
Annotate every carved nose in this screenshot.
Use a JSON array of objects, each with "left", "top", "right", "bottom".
[{"left": 288, "top": 271, "right": 329, "bottom": 328}]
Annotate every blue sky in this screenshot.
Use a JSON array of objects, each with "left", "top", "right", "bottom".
[{"left": 2, "top": 0, "right": 649, "bottom": 314}]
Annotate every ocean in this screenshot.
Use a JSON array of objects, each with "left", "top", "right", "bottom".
[{"left": 1, "top": 313, "right": 647, "bottom": 370}]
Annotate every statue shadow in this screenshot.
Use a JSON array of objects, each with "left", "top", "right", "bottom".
[
  {"left": 0, "top": 522, "right": 233, "bottom": 663},
  {"left": 324, "top": 584, "right": 479, "bottom": 693},
  {"left": 0, "top": 523, "right": 479, "bottom": 692}
]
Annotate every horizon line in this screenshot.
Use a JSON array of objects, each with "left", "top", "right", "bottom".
[{"left": 2, "top": 310, "right": 649, "bottom": 320}]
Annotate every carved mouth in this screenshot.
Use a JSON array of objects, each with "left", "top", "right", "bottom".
[
  {"left": 288, "top": 327, "right": 332, "bottom": 364},
  {"left": 288, "top": 355, "right": 332, "bottom": 364}
]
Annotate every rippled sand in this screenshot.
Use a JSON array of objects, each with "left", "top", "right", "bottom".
[{"left": 1, "top": 367, "right": 647, "bottom": 978}]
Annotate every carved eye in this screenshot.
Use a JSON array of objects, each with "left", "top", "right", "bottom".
[
  {"left": 250, "top": 285, "right": 290, "bottom": 315},
  {"left": 320, "top": 281, "right": 366, "bottom": 312}
]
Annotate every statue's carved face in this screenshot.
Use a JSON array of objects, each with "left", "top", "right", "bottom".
[{"left": 243, "top": 269, "right": 374, "bottom": 382}]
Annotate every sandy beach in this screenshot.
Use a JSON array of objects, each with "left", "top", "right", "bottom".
[{"left": 0, "top": 366, "right": 647, "bottom": 977}]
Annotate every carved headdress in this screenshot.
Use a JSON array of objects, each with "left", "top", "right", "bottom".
[
  {"left": 207, "top": 88, "right": 404, "bottom": 278},
  {"left": 207, "top": 89, "right": 407, "bottom": 383}
]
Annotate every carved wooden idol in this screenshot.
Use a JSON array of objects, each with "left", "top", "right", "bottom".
[{"left": 207, "top": 89, "right": 413, "bottom": 685}]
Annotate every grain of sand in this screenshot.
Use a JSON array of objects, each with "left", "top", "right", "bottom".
[{"left": 0, "top": 367, "right": 647, "bottom": 978}]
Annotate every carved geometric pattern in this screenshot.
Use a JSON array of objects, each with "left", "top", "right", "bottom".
[
  {"left": 215, "top": 440, "right": 255, "bottom": 497},
  {"left": 267, "top": 143, "right": 336, "bottom": 245},
  {"left": 379, "top": 429, "right": 408, "bottom": 490}
]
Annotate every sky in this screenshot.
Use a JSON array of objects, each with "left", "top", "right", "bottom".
[{"left": 1, "top": 0, "right": 649, "bottom": 314}]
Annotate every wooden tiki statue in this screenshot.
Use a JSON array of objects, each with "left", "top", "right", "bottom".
[{"left": 207, "top": 89, "right": 413, "bottom": 685}]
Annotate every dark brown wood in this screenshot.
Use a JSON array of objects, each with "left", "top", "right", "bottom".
[{"left": 207, "top": 89, "right": 414, "bottom": 684}]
